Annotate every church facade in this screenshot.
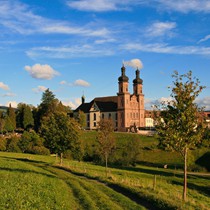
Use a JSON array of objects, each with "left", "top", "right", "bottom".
[{"left": 74, "top": 65, "right": 145, "bottom": 132}]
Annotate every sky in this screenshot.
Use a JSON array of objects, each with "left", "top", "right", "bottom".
[{"left": 0, "top": 0, "right": 210, "bottom": 110}]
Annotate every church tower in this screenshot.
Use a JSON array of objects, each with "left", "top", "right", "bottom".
[
  {"left": 133, "top": 68, "right": 145, "bottom": 127},
  {"left": 117, "top": 65, "right": 130, "bottom": 131}
]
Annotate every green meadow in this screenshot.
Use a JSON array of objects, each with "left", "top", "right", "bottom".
[{"left": 0, "top": 152, "right": 209, "bottom": 210}]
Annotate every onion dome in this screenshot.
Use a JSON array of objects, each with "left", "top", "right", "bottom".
[
  {"left": 118, "top": 65, "right": 129, "bottom": 82},
  {"left": 133, "top": 69, "right": 143, "bottom": 84}
]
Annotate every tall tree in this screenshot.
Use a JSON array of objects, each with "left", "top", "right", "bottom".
[
  {"left": 78, "top": 110, "right": 86, "bottom": 129},
  {"left": 4, "top": 104, "right": 16, "bottom": 132},
  {"left": 155, "top": 71, "right": 205, "bottom": 201},
  {"left": 40, "top": 112, "right": 80, "bottom": 165},
  {"left": 16, "top": 103, "right": 34, "bottom": 130},
  {"left": 96, "top": 119, "right": 116, "bottom": 176}
]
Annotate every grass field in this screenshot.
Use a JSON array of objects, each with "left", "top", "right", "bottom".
[{"left": 0, "top": 152, "right": 209, "bottom": 210}]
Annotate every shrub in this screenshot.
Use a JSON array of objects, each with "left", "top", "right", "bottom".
[
  {"left": 0, "top": 136, "right": 7, "bottom": 151},
  {"left": 7, "top": 135, "right": 21, "bottom": 153},
  {"left": 32, "top": 146, "right": 50, "bottom": 155}
]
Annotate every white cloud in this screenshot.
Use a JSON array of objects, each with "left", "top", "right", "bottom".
[
  {"left": 60, "top": 80, "right": 67, "bottom": 85},
  {"left": 0, "top": 82, "right": 10, "bottom": 90},
  {"left": 0, "top": 1, "right": 111, "bottom": 37},
  {"left": 156, "top": 0, "right": 210, "bottom": 13},
  {"left": 198, "top": 34, "right": 210, "bottom": 43},
  {"left": 26, "top": 45, "right": 114, "bottom": 59},
  {"left": 6, "top": 101, "right": 18, "bottom": 108},
  {"left": 2, "top": 92, "right": 16, "bottom": 97},
  {"left": 121, "top": 42, "right": 210, "bottom": 55},
  {"left": 67, "top": 0, "right": 127, "bottom": 12},
  {"left": 25, "top": 64, "right": 60, "bottom": 80},
  {"left": 196, "top": 97, "right": 210, "bottom": 110},
  {"left": 146, "top": 21, "right": 176, "bottom": 37},
  {"left": 62, "top": 98, "right": 81, "bottom": 109},
  {"left": 73, "top": 79, "right": 90, "bottom": 87},
  {"left": 32, "top": 85, "right": 48, "bottom": 93},
  {"left": 123, "top": 59, "right": 143, "bottom": 69}
]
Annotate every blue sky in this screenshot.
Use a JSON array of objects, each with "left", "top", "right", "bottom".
[{"left": 0, "top": 0, "right": 210, "bottom": 110}]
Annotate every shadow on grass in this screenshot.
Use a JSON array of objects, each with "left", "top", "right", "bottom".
[
  {"left": 54, "top": 165, "right": 176, "bottom": 210},
  {"left": 0, "top": 167, "right": 56, "bottom": 179},
  {"left": 171, "top": 179, "right": 210, "bottom": 197}
]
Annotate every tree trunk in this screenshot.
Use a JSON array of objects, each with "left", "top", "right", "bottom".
[
  {"left": 183, "top": 148, "right": 188, "bottom": 202},
  {"left": 60, "top": 153, "right": 63, "bottom": 166}
]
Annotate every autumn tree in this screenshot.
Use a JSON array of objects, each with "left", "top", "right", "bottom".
[
  {"left": 96, "top": 119, "right": 116, "bottom": 176},
  {"left": 155, "top": 71, "right": 205, "bottom": 201}
]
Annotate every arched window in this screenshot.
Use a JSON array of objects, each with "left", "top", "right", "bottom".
[{"left": 94, "top": 113, "right": 96, "bottom": 121}]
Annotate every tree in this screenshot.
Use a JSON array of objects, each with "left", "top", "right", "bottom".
[
  {"left": 16, "top": 103, "right": 34, "bottom": 130},
  {"left": 78, "top": 110, "right": 86, "bottom": 129},
  {"left": 40, "top": 112, "right": 80, "bottom": 165},
  {"left": 96, "top": 119, "right": 116, "bottom": 176},
  {"left": 155, "top": 71, "right": 205, "bottom": 201},
  {"left": 4, "top": 104, "right": 16, "bottom": 132}
]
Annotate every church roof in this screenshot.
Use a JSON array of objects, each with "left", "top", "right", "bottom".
[{"left": 74, "top": 96, "right": 118, "bottom": 113}]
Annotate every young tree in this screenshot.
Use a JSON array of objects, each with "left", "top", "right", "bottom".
[
  {"left": 155, "top": 71, "right": 205, "bottom": 201},
  {"left": 96, "top": 119, "right": 116, "bottom": 176},
  {"left": 40, "top": 112, "right": 80, "bottom": 165}
]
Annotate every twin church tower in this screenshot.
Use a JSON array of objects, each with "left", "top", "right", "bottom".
[{"left": 74, "top": 65, "right": 145, "bottom": 132}]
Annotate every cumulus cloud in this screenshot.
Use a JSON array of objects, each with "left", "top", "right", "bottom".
[
  {"left": 196, "top": 96, "right": 210, "bottom": 110},
  {"left": 6, "top": 101, "right": 18, "bottom": 108},
  {"left": 25, "top": 64, "right": 60, "bottom": 80},
  {"left": 73, "top": 79, "right": 90, "bottom": 87},
  {"left": 32, "top": 85, "right": 48, "bottom": 93},
  {"left": 123, "top": 59, "right": 143, "bottom": 69},
  {"left": 60, "top": 79, "right": 90, "bottom": 87},
  {"left": 0, "top": 82, "right": 10, "bottom": 90},
  {"left": 62, "top": 98, "right": 81, "bottom": 109},
  {"left": 146, "top": 21, "right": 176, "bottom": 37}
]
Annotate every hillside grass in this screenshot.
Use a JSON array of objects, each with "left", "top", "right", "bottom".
[
  {"left": 0, "top": 152, "right": 209, "bottom": 210},
  {"left": 80, "top": 131, "right": 208, "bottom": 170}
]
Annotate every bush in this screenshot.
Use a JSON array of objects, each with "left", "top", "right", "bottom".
[
  {"left": 0, "top": 136, "right": 7, "bottom": 151},
  {"left": 7, "top": 135, "right": 21, "bottom": 153},
  {"left": 32, "top": 146, "right": 50, "bottom": 155}
]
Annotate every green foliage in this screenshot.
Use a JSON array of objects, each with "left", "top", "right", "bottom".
[
  {"left": 6, "top": 135, "right": 21, "bottom": 153},
  {"left": 16, "top": 103, "right": 34, "bottom": 130},
  {"left": 40, "top": 112, "right": 81, "bottom": 158},
  {"left": 0, "top": 136, "right": 7, "bottom": 151},
  {"left": 96, "top": 119, "right": 116, "bottom": 167},
  {"left": 115, "top": 135, "right": 142, "bottom": 166},
  {"left": 155, "top": 71, "right": 205, "bottom": 157},
  {"left": 5, "top": 104, "right": 16, "bottom": 132},
  {"left": 78, "top": 110, "right": 86, "bottom": 129},
  {"left": 155, "top": 70, "right": 206, "bottom": 201},
  {"left": 18, "top": 130, "right": 48, "bottom": 154}
]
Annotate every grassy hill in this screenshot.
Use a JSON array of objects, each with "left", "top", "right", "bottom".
[
  {"left": 0, "top": 152, "right": 209, "bottom": 210},
  {"left": 80, "top": 131, "right": 209, "bottom": 171}
]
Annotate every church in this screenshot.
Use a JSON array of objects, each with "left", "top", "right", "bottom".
[{"left": 74, "top": 65, "right": 145, "bottom": 132}]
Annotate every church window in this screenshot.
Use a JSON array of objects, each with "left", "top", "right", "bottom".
[
  {"left": 102, "top": 113, "right": 104, "bottom": 119},
  {"left": 94, "top": 113, "right": 96, "bottom": 121},
  {"left": 94, "top": 122, "right": 96, "bottom": 127},
  {"left": 87, "top": 114, "right": 90, "bottom": 121},
  {"left": 109, "top": 113, "right": 111, "bottom": 119}
]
